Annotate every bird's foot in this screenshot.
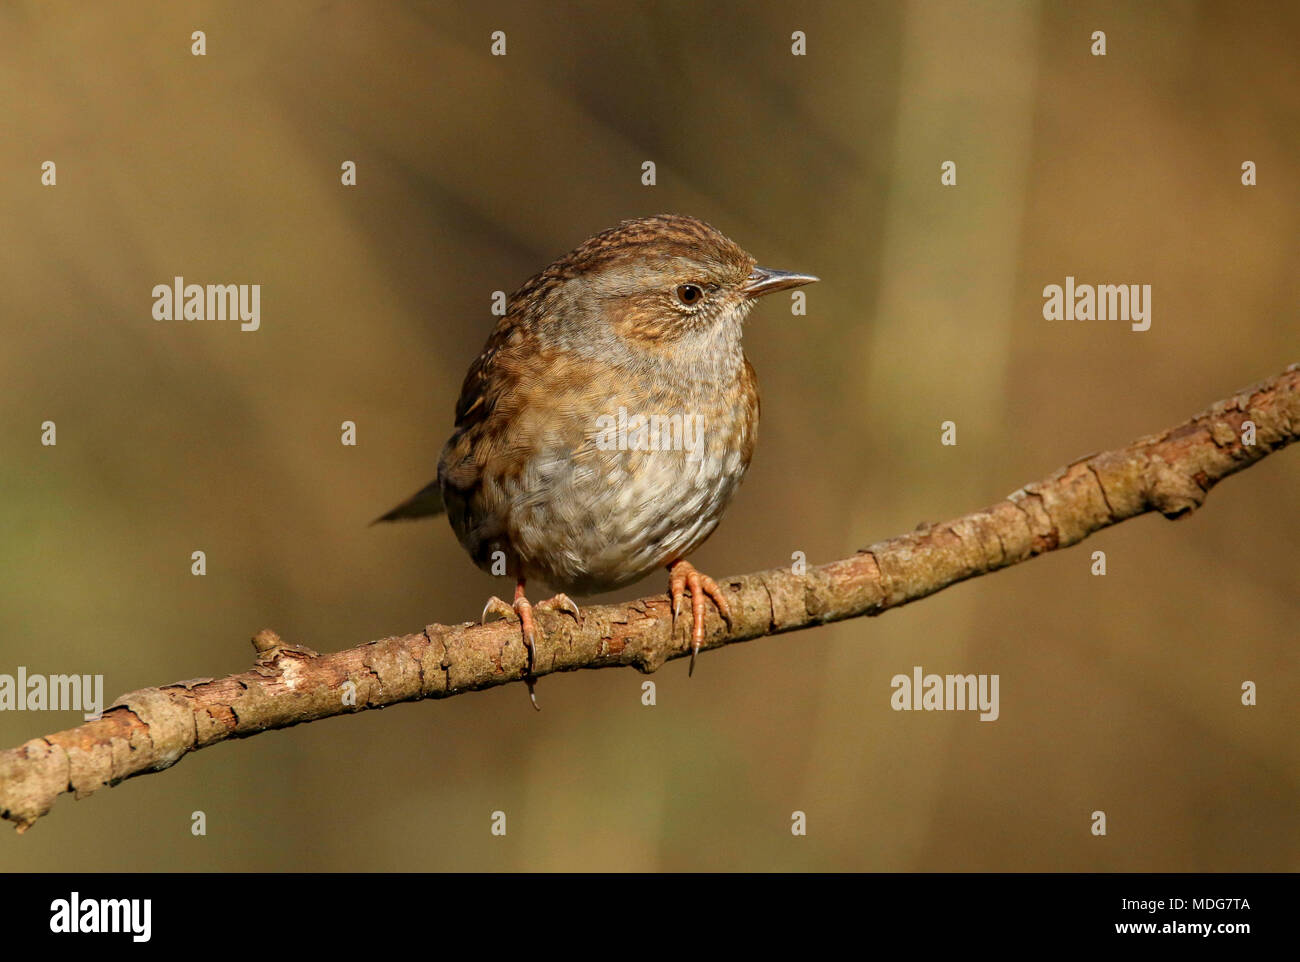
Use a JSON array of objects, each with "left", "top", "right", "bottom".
[
  {"left": 481, "top": 580, "right": 543, "bottom": 710},
  {"left": 667, "top": 559, "right": 734, "bottom": 676},
  {"left": 536, "top": 593, "right": 580, "bottom": 622}
]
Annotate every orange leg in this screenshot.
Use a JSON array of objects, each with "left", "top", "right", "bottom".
[
  {"left": 482, "top": 578, "right": 580, "bottom": 711},
  {"left": 667, "top": 559, "right": 734, "bottom": 676}
]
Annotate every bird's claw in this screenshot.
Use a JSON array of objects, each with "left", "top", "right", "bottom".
[
  {"left": 537, "top": 593, "right": 580, "bottom": 622},
  {"left": 517, "top": 600, "right": 541, "bottom": 711},
  {"left": 667, "top": 560, "right": 733, "bottom": 676},
  {"left": 483, "top": 589, "right": 542, "bottom": 710},
  {"left": 481, "top": 596, "right": 518, "bottom": 625},
  {"left": 513, "top": 594, "right": 538, "bottom": 664}
]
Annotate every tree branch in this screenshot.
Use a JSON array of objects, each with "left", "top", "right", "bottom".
[{"left": 2, "top": 364, "right": 1296, "bottom": 832}]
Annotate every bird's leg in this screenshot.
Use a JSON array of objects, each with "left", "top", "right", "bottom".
[
  {"left": 481, "top": 576, "right": 542, "bottom": 711},
  {"left": 666, "top": 559, "right": 734, "bottom": 676}
]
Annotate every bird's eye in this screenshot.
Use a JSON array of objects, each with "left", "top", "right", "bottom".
[{"left": 675, "top": 284, "right": 704, "bottom": 307}]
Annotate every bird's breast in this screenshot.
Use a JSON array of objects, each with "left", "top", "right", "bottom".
[{"left": 451, "top": 360, "right": 759, "bottom": 595}]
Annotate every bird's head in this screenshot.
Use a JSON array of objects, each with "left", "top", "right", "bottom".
[{"left": 517, "top": 214, "right": 818, "bottom": 356}]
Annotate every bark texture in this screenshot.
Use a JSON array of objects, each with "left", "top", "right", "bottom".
[{"left": 2, "top": 363, "right": 1296, "bottom": 832}]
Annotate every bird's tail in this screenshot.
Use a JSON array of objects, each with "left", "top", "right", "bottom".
[{"left": 371, "top": 479, "right": 445, "bottom": 524}]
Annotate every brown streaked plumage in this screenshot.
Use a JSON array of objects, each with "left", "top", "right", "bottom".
[{"left": 377, "top": 214, "right": 817, "bottom": 706}]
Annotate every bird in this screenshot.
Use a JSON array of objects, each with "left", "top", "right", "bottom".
[{"left": 376, "top": 214, "right": 817, "bottom": 707}]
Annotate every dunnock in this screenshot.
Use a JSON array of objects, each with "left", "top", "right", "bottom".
[{"left": 377, "top": 214, "right": 817, "bottom": 706}]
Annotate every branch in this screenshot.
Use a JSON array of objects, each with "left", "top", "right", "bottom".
[{"left": 3, "top": 364, "right": 1296, "bottom": 832}]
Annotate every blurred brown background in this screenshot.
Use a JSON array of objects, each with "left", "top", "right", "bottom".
[{"left": 1, "top": 0, "right": 1296, "bottom": 871}]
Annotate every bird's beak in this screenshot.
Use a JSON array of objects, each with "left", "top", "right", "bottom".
[{"left": 742, "top": 266, "right": 820, "bottom": 298}]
